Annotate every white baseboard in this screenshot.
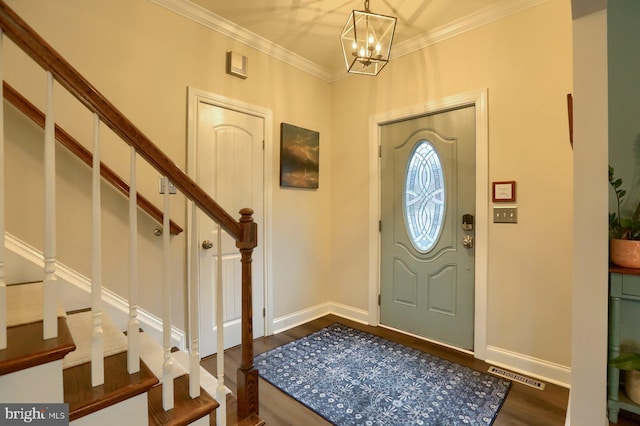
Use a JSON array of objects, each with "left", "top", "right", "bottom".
[
  {"left": 4, "top": 232, "right": 186, "bottom": 350},
  {"left": 272, "top": 303, "right": 332, "bottom": 334},
  {"left": 272, "top": 300, "right": 572, "bottom": 389},
  {"left": 485, "top": 345, "right": 571, "bottom": 388},
  {"left": 328, "top": 302, "right": 370, "bottom": 325},
  {"left": 272, "top": 302, "right": 370, "bottom": 334}
]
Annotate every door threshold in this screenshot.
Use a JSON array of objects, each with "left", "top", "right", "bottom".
[{"left": 378, "top": 323, "right": 474, "bottom": 356}]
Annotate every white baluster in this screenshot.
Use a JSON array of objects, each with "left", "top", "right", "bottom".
[
  {"left": 127, "top": 147, "right": 140, "bottom": 373},
  {"left": 43, "top": 72, "right": 58, "bottom": 340},
  {"left": 91, "top": 113, "right": 104, "bottom": 386},
  {"left": 0, "top": 29, "right": 6, "bottom": 350},
  {"left": 189, "top": 203, "right": 200, "bottom": 398},
  {"left": 162, "top": 178, "right": 174, "bottom": 410},
  {"left": 216, "top": 222, "right": 226, "bottom": 426}
]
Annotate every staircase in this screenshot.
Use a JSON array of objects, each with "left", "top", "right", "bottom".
[
  {"left": 0, "top": 1, "right": 262, "bottom": 424},
  {"left": 1, "top": 282, "right": 218, "bottom": 425}
]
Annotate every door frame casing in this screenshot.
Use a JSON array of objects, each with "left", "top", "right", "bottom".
[
  {"left": 186, "top": 86, "right": 274, "bottom": 338},
  {"left": 368, "top": 89, "right": 488, "bottom": 359}
]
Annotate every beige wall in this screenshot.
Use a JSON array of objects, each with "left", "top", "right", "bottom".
[
  {"left": 330, "top": 0, "right": 574, "bottom": 368},
  {"left": 4, "top": 0, "right": 574, "bottom": 377},
  {"left": 4, "top": 0, "right": 332, "bottom": 329}
]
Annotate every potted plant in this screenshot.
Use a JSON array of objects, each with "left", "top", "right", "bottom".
[
  {"left": 609, "top": 166, "right": 640, "bottom": 268},
  {"left": 609, "top": 352, "right": 640, "bottom": 404}
]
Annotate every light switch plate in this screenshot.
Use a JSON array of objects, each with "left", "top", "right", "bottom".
[
  {"left": 493, "top": 207, "right": 517, "bottom": 223},
  {"left": 159, "top": 177, "right": 176, "bottom": 194}
]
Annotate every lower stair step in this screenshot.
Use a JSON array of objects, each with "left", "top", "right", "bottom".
[
  {"left": 5, "top": 282, "right": 66, "bottom": 327},
  {"left": 63, "top": 311, "right": 127, "bottom": 369},
  {"left": 0, "top": 317, "right": 75, "bottom": 375},
  {"left": 3, "top": 279, "right": 224, "bottom": 425},
  {"left": 0, "top": 317, "right": 76, "bottom": 403},
  {"left": 148, "top": 374, "right": 218, "bottom": 426},
  {"left": 63, "top": 350, "right": 158, "bottom": 421}
]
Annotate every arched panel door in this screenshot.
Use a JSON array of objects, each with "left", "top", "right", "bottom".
[{"left": 195, "top": 101, "right": 265, "bottom": 357}]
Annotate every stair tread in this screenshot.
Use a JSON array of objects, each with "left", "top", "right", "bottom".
[
  {"left": 139, "top": 331, "right": 227, "bottom": 399},
  {"left": 139, "top": 330, "right": 189, "bottom": 380},
  {"left": 64, "top": 350, "right": 158, "bottom": 421},
  {"left": 6, "top": 282, "right": 66, "bottom": 327},
  {"left": 148, "top": 374, "right": 219, "bottom": 426},
  {"left": 63, "top": 311, "right": 127, "bottom": 369},
  {"left": 0, "top": 317, "right": 76, "bottom": 375}
]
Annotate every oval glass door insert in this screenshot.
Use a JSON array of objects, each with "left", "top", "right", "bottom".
[{"left": 404, "top": 140, "right": 446, "bottom": 252}]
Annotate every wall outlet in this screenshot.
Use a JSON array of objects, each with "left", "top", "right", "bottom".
[{"left": 493, "top": 207, "right": 517, "bottom": 223}]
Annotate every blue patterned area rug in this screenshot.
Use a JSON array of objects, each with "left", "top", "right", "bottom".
[{"left": 255, "top": 324, "right": 511, "bottom": 425}]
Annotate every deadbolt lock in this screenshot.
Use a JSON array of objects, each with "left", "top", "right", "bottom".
[{"left": 462, "top": 213, "right": 474, "bottom": 231}]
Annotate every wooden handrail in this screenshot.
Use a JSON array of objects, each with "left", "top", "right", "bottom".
[
  {"left": 2, "top": 82, "right": 183, "bottom": 236},
  {"left": 0, "top": 2, "right": 241, "bottom": 240},
  {"left": 0, "top": 0, "right": 258, "bottom": 421}
]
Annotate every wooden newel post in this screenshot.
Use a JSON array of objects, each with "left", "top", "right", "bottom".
[{"left": 236, "top": 208, "right": 259, "bottom": 420}]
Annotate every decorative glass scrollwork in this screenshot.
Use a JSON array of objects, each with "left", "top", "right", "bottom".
[{"left": 404, "top": 141, "right": 445, "bottom": 252}]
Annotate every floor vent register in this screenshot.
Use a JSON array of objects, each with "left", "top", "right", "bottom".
[{"left": 487, "top": 366, "right": 546, "bottom": 390}]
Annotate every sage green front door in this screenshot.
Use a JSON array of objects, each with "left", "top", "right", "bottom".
[{"left": 380, "top": 106, "right": 476, "bottom": 350}]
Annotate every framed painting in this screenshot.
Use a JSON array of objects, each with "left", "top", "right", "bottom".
[{"left": 280, "top": 123, "right": 319, "bottom": 189}]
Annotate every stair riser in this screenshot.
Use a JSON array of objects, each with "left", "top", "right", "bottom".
[
  {"left": 190, "top": 416, "right": 210, "bottom": 426},
  {"left": 0, "top": 361, "right": 64, "bottom": 403},
  {"left": 70, "top": 393, "right": 148, "bottom": 425}
]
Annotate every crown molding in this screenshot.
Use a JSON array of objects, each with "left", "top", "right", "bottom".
[
  {"left": 148, "top": 0, "right": 333, "bottom": 82},
  {"left": 149, "top": 0, "right": 547, "bottom": 83}
]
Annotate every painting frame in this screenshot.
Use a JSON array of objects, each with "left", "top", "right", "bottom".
[{"left": 280, "top": 123, "right": 319, "bottom": 189}]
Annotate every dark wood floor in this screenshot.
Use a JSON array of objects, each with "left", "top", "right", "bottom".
[
  {"left": 616, "top": 412, "right": 640, "bottom": 426},
  {"left": 201, "top": 315, "right": 578, "bottom": 425}
]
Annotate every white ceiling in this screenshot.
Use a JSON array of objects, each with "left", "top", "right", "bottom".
[{"left": 154, "top": 0, "right": 547, "bottom": 81}]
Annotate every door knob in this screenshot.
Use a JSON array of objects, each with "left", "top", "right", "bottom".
[
  {"left": 202, "top": 240, "right": 213, "bottom": 249},
  {"left": 462, "top": 235, "right": 473, "bottom": 249}
]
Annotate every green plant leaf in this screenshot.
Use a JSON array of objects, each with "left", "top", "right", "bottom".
[{"left": 609, "top": 352, "right": 640, "bottom": 370}]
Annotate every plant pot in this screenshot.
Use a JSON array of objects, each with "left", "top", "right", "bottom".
[
  {"left": 611, "top": 239, "right": 640, "bottom": 268},
  {"left": 626, "top": 370, "right": 640, "bottom": 404}
]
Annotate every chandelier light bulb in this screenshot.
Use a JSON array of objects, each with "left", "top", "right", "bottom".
[{"left": 340, "top": 0, "right": 397, "bottom": 75}]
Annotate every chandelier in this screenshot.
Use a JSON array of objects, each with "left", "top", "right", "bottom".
[{"left": 340, "top": 0, "right": 397, "bottom": 76}]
